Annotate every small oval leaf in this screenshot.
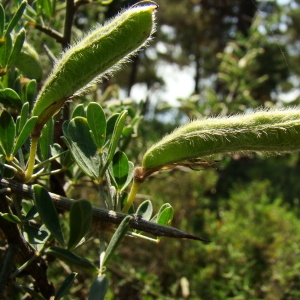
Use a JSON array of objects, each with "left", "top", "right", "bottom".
[
  {"left": 87, "top": 102, "right": 106, "bottom": 150},
  {"left": 112, "top": 151, "right": 129, "bottom": 191},
  {"left": 18, "top": 102, "right": 29, "bottom": 133},
  {"left": 5, "top": 1, "right": 27, "bottom": 36},
  {"left": 0, "top": 88, "right": 23, "bottom": 109},
  {"left": 101, "top": 110, "right": 127, "bottom": 176},
  {"left": 135, "top": 200, "right": 153, "bottom": 221},
  {"left": 32, "top": 184, "right": 65, "bottom": 245},
  {"left": 63, "top": 117, "right": 101, "bottom": 180},
  {"left": 102, "top": 215, "right": 132, "bottom": 267},
  {"left": 7, "top": 28, "right": 26, "bottom": 67},
  {"left": 47, "top": 246, "right": 98, "bottom": 272},
  {"left": 0, "top": 110, "right": 16, "bottom": 159},
  {"left": 23, "top": 224, "right": 50, "bottom": 244},
  {"left": 88, "top": 275, "right": 108, "bottom": 300},
  {"left": 55, "top": 272, "right": 77, "bottom": 300},
  {"left": 68, "top": 199, "right": 93, "bottom": 250},
  {"left": 0, "top": 212, "right": 21, "bottom": 224},
  {"left": 39, "top": 118, "right": 54, "bottom": 161},
  {"left": 71, "top": 104, "right": 85, "bottom": 118},
  {"left": 157, "top": 206, "right": 174, "bottom": 227},
  {"left": 13, "top": 116, "right": 37, "bottom": 156}
]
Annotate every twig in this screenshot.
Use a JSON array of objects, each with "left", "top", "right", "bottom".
[
  {"left": 27, "top": 22, "right": 64, "bottom": 44},
  {"left": 0, "top": 177, "right": 209, "bottom": 242}
]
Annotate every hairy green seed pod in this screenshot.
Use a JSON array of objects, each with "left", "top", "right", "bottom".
[
  {"left": 31, "top": 2, "right": 157, "bottom": 135},
  {"left": 142, "top": 108, "right": 300, "bottom": 173}
]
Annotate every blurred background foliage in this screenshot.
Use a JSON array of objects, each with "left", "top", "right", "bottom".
[{"left": 3, "top": 0, "right": 300, "bottom": 298}]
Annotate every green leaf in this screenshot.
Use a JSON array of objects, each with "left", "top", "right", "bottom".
[
  {"left": 13, "top": 116, "right": 37, "bottom": 156},
  {"left": 0, "top": 32, "right": 12, "bottom": 68},
  {"left": 122, "top": 125, "right": 133, "bottom": 138},
  {"left": 122, "top": 161, "right": 134, "bottom": 191},
  {"left": 102, "top": 215, "right": 132, "bottom": 267},
  {"left": 88, "top": 275, "right": 108, "bottom": 300},
  {"left": 42, "top": 0, "right": 55, "bottom": 18},
  {"left": 23, "top": 224, "right": 50, "bottom": 244},
  {"left": 5, "top": 1, "right": 27, "bottom": 36},
  {"left": 17, "top": 102, "right": 29, "bottom": 134},
  {"left": 47, "top": 246, "right": 98, "bottom": 272},
  {"left": 36, "top": 0, "right": 55, "bottom": 17},
  {"left": 24, "top": 204, "right": 37, "bottom": 221},
  {"left": 151, "top": 203, "right": 173, "bottom": 224},
  {"left": 106, "top": 114, "right": 119, "bottom": 140},
  {"left": 39, "top": 118, "right": 53, "bottom": 161},
  {"left": 0, "top": 88, "right": 23, "bottom": 110},
  {"left": 157, "top": 205, "right": 174, "bottom": 226},
  {"left": 15, "top": 44, "right": 43, "bottom": 80},
  {"left": 68, "top": 199, "right": 92, "bottom": 250},
  {"left": 101, "top": 110, "right": 127, "bottom": 176},
  {"left": 7, "top": 28, "right": 25, "bottom": 66},
  {"left": 112, "top": 151, "right": 129, "bottom": 191},
  {"left": 0, "top": 212, "right": 21, "bottom": 223},
  {"left": 55, "top": 272, "right": 77, "bottom": 300},
  {"left": 71, "top": 104, "right": 85, "bottom": 118},
  {"left": 32, "top": 184, "right": 65, "bottom": 246},
  {"left": 25, "top": 80, "right": 37, "bottom": 112},
  {"left": 87, "top": 102, "right": 106, "bottom": 150},
  {"left": 0, "top": 110, "right": 16, "bottom": 159},
  {"left": 61, "top": 149, "right": 74, "bottom": 169},
  {"left": 136, "top": 200, "right": 153, "bottom": 221},
  {"left": 0, "top": 4, "right": 5, "bottom": 38},
  {"left": 63, "top": 117, "right": 101, "bottom": 180}
]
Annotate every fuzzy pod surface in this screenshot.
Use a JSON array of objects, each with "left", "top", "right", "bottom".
[
  {"left": 142, "top": 108, "right": 300, "bottom": 170},
  {"left": 32, "top": 3, "right": 157, "bottom": 118}
]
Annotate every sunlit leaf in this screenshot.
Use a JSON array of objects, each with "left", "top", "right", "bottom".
[
  {"left": 151, "top": 203, "right": 173, "bottom": 225},
  {"left": 7, "top": 28, "right": 25, "bottom": 66},
  {"left": 157, "top": 205, "right": 174, "bottom": 226},
  {"left": 0, "top": 212, "right": 21, "bottom": 223},
  {"left": 87, "top": 102, "right": 106, "bottom": 150},
  {"left": 4, "top": 0, "right": 27, "bottom": 35},
  {"left": 71, "top": 104, "right": 85, "bottom": 118},
  {"left": 112, "top": 151, "right": 129, "bottom": 191},
  {"left": 17, "top": 102, "right": 29, "bottom": 134}
]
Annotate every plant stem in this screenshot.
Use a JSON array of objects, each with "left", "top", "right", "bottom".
[
  {"left": 122, "top": 179, "right": 140, "bottom": 213},
  {"left": 25, "top": 137, "right": 39, "bottom": 182}
]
